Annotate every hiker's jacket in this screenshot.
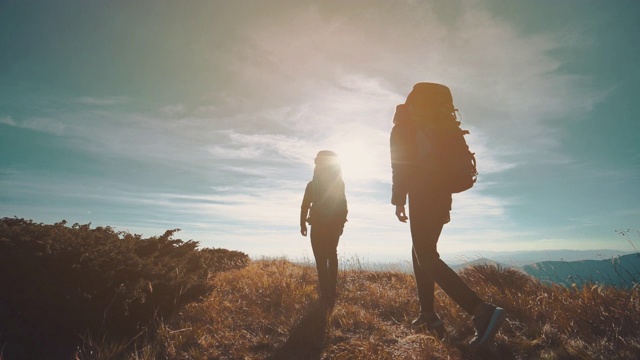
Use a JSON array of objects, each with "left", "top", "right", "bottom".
[{"left": 390, "top": 115, "right": 452, "bottom": 222}]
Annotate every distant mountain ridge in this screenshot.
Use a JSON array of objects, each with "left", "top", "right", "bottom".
[
  {"left": 442, "top": 249, "right": 634, "bottom": 267},
  {"left": 445, "top": 250, "right": 640, "bottom": 288},
  {"left": 522, "top": 253, "right": 640, "bottom": 288}
]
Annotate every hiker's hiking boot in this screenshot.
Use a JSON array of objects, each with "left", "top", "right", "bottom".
[
  {"left": 469, "top": 303, "right": 506, "bottom": 348},
  {"left": 412, "top": 313, "right": 445, "bottom": 339}
]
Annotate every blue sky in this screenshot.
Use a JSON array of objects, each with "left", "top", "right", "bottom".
[{"left": 1, "top": 0, "right": 639, "bottom": 262}]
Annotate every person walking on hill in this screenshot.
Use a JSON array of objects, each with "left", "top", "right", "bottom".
[
  {"left": 300, "top": 150, "right": 348, "bottom": 305},
  {"left": 390, "top": 82, "right": 506, "bottom": 348}
]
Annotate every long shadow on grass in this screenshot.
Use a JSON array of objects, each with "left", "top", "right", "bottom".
[{"left": 266, "top": 298, "right": 332, "bottom": 360}]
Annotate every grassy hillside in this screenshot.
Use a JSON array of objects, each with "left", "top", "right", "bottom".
[
  {"left": 2, "top": 218, "right": 639, "bottom": 359},
  {"left": 84, "top": 259, "right": 640, "bottom": 360}
]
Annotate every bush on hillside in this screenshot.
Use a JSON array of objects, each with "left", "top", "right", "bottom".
[{"left": 0, "top": 217, "right": 249, "bottom": 359}]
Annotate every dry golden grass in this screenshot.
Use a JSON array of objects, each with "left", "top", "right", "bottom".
[{"left": 98, "top": 259, "right": 640, "bottom": 360}]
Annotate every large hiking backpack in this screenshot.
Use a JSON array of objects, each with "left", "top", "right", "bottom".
[{"left": 405, "top": 82, "right": 478, "bottom": 193}]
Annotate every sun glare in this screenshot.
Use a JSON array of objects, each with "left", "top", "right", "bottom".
[{"left": 332, "top": 140, "right": 379, "bottom": 181}]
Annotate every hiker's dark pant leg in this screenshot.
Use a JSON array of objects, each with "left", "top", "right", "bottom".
[
  {"left": 408, "top": 195, "right": 483, "bottom": 315},
  {"left": 310, "top": 224, "right": 341, "bottom": 297},
  {"left": 412, "top": 244, "right": 435, "bottom": 315}
]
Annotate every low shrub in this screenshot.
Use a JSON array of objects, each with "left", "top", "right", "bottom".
[{"left": 0, "top": 217, "right": 248, "bottom": 359}]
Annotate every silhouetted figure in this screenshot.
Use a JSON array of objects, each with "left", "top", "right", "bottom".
[
  {"left": 300, "top": 150, "right": 348, "bottom": 304},
  {"left": 390, "top": 83, "right": 506, "bottom": 348}
]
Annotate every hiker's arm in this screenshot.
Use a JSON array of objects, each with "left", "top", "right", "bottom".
[
  {"left": 300, "top": 209, "right": 308, "bottom": 236},
  {"left": 390, "top": 124, "right": 411, "bottom": 210},
  {"left": 300, "top": 182, "right": 312, "bottom": 236},
  {"left": 395, "top": 205, "right": 408, "bottom": 223},
  {"left": 340, "top": 181, "right": 348, "bottom": 223}
]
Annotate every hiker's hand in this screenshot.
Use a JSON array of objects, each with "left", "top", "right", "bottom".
[
  {"left": 300, "top": 224, "right": 308, "bottom": 236},
  {"left": 395, "top": 205, "right": 408, "bottom": 223}
]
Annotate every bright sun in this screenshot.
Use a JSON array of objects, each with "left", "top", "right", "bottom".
[{"left": 331, "top": 140, "right": 379, "bottom": 181}]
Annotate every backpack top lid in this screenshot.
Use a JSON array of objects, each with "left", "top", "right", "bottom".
[{"left": 405, "top": 82, "right": 454, "bottom": 113}]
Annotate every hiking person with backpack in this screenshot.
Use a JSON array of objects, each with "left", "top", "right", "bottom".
[
  {"left": 300, "top": 150, "right": 348, "bottom": 305},
  {"left": 390, "top": 82, "right": 506, "bottom": 348}
]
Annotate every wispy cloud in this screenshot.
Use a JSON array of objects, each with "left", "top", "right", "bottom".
[
  {"left": 75, "top": 96, "right": 129, "bottom": 106},
  {"left": 0, "top": 116, "right": 16, "bottom": 126},
  {"left": 217, "top": 131, "right": 315, "bottom": 164},
  {"left": 158, "top": 104, "right": 187, "bottom": 116},
  {"left": 1, "top": 116, "right": 66, "bottom": 135}
]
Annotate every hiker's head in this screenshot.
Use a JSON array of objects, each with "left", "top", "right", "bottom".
[
  {"left": 315, "top": 150, "right": 340, "bottom": 168},
  {"left": 313, "top": 150, "right": 343, "bottom": 195},
  {"left": 314, "top": 150, "right": 342, "bottom": 178}
]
